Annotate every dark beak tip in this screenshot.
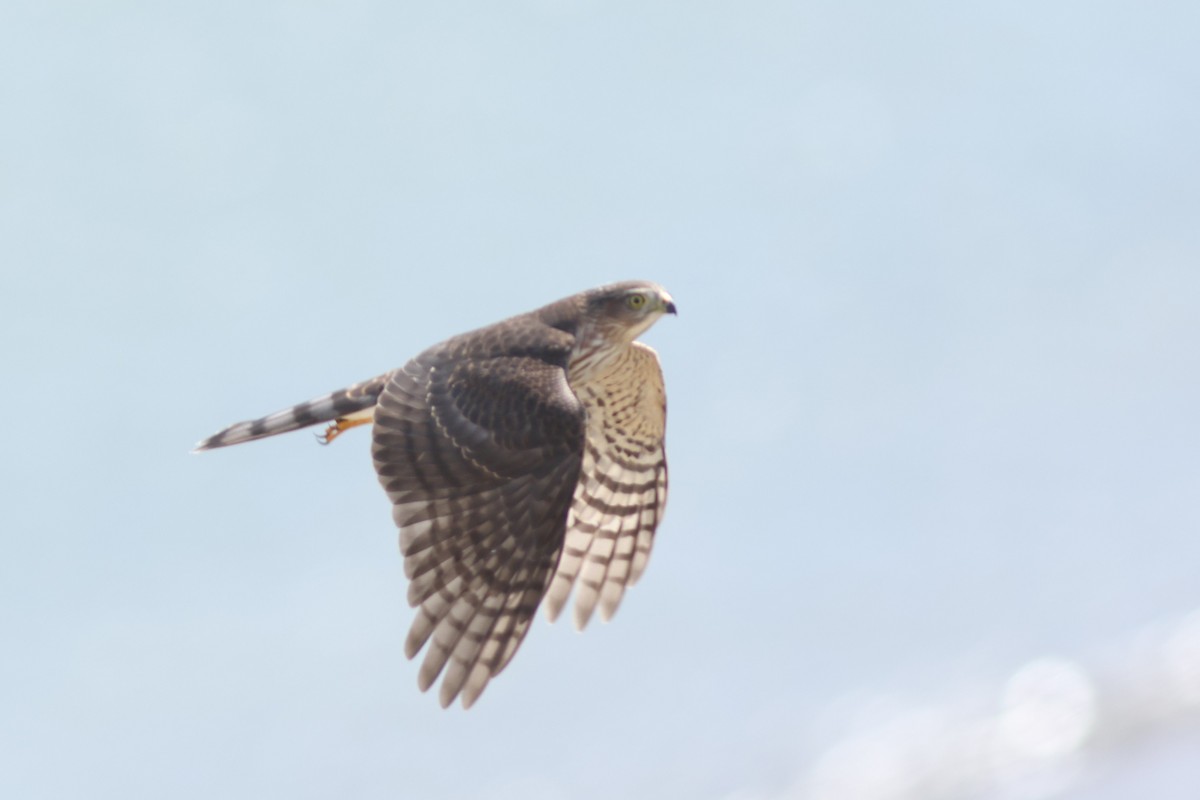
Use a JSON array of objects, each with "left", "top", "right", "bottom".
[{"left": 665, "top": 301, "right": 678, "bottom": 315}]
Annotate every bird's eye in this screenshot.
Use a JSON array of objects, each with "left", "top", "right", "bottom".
[{"left": 626, "top": 293, "right": 648, "bottom": 310}]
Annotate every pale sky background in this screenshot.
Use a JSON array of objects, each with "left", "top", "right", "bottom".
[{"left": 2, "top": 1, "right": 1199, "bottom": 798}]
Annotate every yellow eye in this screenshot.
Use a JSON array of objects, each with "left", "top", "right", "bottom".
[{"left": 626, "top": 293, "right": 648, "bottom": 310}]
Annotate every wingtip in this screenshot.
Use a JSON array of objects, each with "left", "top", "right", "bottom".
[{"left": 572, "top": 606, "right": 592, "bottom": 632}]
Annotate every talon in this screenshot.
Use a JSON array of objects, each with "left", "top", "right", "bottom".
[
  {"left": 317, "top": 413, "right": 373, "bottom": 446},
  {"left": 320, "top": 421, "right": 344, "bottom": 445}
]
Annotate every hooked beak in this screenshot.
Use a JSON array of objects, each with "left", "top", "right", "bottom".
[{"left": 663, "top": 297, "right": 677, "bottom": 315}]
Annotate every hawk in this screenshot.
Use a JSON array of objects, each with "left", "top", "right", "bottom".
[{"left": 196, "top": 281, "right": 675, "bottom": 708}]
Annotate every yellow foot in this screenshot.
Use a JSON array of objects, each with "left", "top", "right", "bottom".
[{"left": 318, "top": 415, "right": 372, "bottom": 445}]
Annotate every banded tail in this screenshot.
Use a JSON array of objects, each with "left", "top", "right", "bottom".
[{"left": 194, "top": 374, "right": 389, "bottom": 452}]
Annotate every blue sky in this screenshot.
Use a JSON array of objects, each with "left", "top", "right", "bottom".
[{"left": 2, "top": 2, "right": 1199, "bottom": 798}]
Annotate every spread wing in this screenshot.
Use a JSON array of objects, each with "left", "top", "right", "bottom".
[
  {"left": 371, "top": 328, "right": 586, "bottom": 708},
  {"left": 544, "top": 342, "right": 669, "bottom": 630}
]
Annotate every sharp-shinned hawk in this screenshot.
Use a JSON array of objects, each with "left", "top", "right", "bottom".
[{"left": 195, "top": 281, "right": 675, "bottom": 708}]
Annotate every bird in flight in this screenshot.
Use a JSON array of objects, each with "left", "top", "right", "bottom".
[{"left": 196, "top": 281, "right": 675, "bottom": 708}]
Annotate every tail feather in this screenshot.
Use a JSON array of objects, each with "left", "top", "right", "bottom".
[{"left": 194, "top": 373, "right": 388, "bottom": 452}]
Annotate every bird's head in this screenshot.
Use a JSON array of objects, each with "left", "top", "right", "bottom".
[{"left": 585, "top": 281, "right": 677, "bottom": 343}]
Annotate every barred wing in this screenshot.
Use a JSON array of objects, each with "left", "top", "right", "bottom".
[
  {"left": 372, "top": 338, "right": 586, "bottom": 709},
  {"left": 545, "top": 342, "right": 669, "bottom": 630}
]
